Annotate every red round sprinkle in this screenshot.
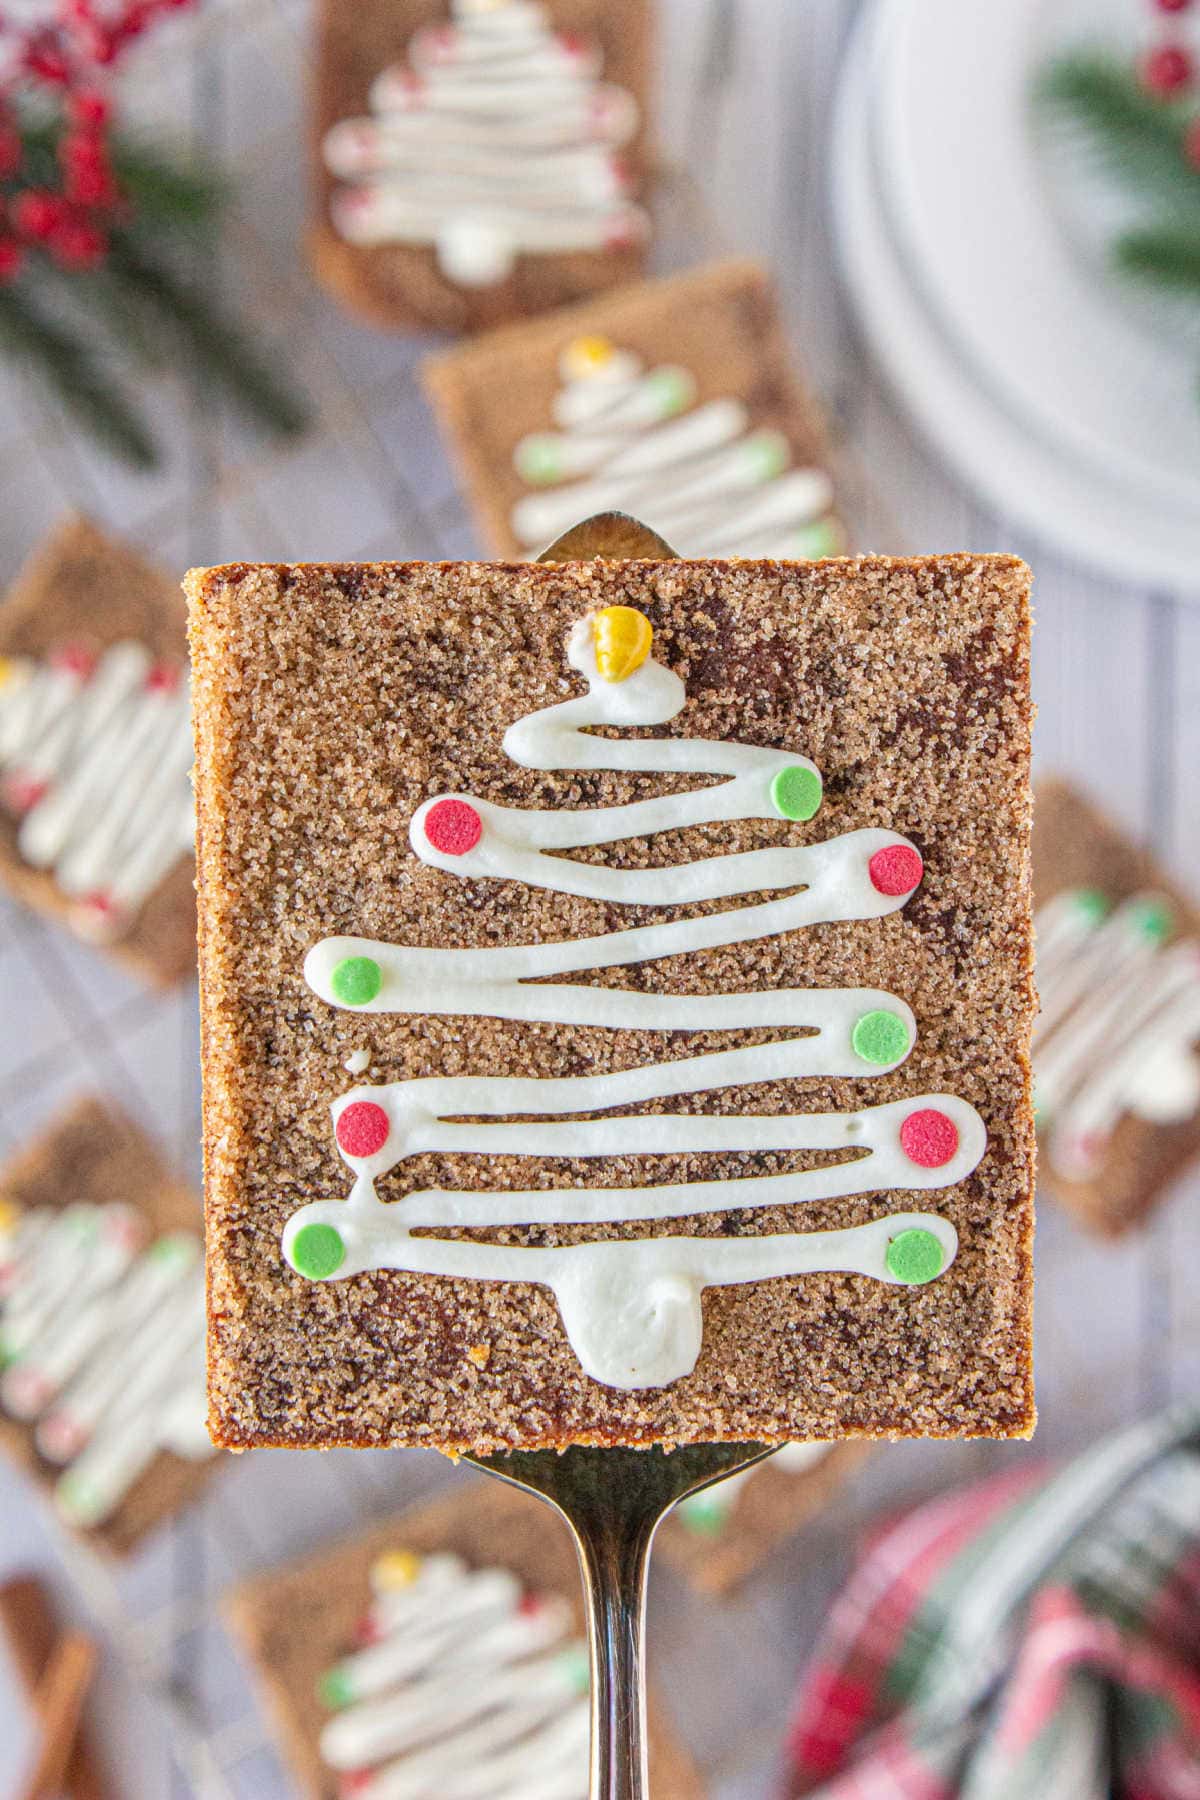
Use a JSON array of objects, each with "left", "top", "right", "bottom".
[
  {"left": 145, "top": 661, "right": 180, "bottom": 694},
  {"left": 51, "top": 642, "right": 95, "bottom": 678},
  {"left": 336, "top": 1101, "right": 390, "bottom": 1159},
  {"left": 424, "top": 797, "right": 482, "bottom": 857},
  {"left": 899, "top": 1109, "right": 959, "bottom": 1169},
  {"left": 868, "top": 844, "right": 924, "bottom": 897}
]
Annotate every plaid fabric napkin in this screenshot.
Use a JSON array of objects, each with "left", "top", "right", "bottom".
[{"left": 785, "top": 1405, "right": 1200, "bottom": 1800}]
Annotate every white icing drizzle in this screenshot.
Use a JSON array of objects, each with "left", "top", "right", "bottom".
[
  {"left": 0, "top": 641, "right": 194, "bottom": 940},
  {"left": 1034, "top": 889, "right": 1200, "bottom": 1178},
  {"left": 509, "top": 338, "right": 844, "bottom": 558},
  {"left": 290, "top": 611, "right": 982, "bottom": 1391},
  {"left": 0, "top": 1204, "right": 213, "bottom": 1528},
  {"left": 676, "top": 1441, "right": 831, "bottom": 1533},
  {"left": 324, "top": 0, "right": 646, "bottom": 288},
  {"left": 319, "top": 1549, "right": 589, "bottom": 1799}
]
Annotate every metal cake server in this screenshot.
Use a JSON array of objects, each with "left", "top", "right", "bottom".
[{"left": 463, "top": 513, "right": 778, "bottom": 1800}]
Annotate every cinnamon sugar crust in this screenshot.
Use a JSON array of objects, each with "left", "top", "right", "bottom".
[
  {"left": 0, "top": 514, "right": 196, "bottom": 987},
  {"left": 422, "top": 259, "right": 845, "bottom": 557},
  {"left": 188, "top": 555, "right": 1036, "bottom": 1452},
  {"left": 1033, "top": 778, "right": 1200, "bottom": 1235},
  {"left": 225, "top": 1479, "right": 704, "bottom": 1800},
  {"left": 310, "top": 0, "right": 654, "bottom": 334}
]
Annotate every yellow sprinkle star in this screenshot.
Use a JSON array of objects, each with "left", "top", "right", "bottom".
[
  {"left": 374, "top": 1549, "right": 421, "bottom": 1591},
  {"left": 563, "top": 334, "right": 614, "bottom": 380},
  {"left": 593, "top": 606, "right": 653, "bottom": 683}
]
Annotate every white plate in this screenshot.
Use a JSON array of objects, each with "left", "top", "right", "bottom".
[{"left": 831, "top": 0, "right": 1200, "bottom": 597}]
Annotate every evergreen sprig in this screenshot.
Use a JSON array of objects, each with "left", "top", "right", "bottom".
[
  {"left": 2, "top": 115, "right": 307, "bottom": 467},
  {"left": 0, "top": 281, "right": 157, "bottom": 466},
  {"left": 1036, "top": 52, "right": 1200, "bottom": 309}
]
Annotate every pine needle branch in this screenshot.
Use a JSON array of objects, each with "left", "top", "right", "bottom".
[
  {"left": 104, "top": 235, "right": 309, "bottom": 438},
  {"left": 0, "top": 283, "right": 157, "bottom": 466},
  {"left": 1036, "top": 53, "right": 1200, "bottom": 214},
  {"left": 1116, "top": 225, "right": 1200, "bottom": 291}
]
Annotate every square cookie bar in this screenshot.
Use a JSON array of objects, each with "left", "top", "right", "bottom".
[
  {"left": 226, "top": 1479, "right": 703, "bottom": 1800},
  {"left": 0, "top": 1096, "right": 218, "bottom": 1557},
  {"left": 0, "top": 514, "right": 196, "bottom": 986},
  {"left": 1033, "top": 778, "right": 1200, "bottom": 1235},
  {"left": 423, "top": 258, "right": 848, "bottom": 559},
  {"left": 312, "top": 0, "right": 654, "bottom": 333},
  {"left": 189, "top": 555, "right": 1036, "bottom": 1453}
]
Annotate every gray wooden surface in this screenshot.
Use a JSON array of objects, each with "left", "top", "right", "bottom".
[{"left": 0, "top": 2, "right": 1196, "bottom": 1795}]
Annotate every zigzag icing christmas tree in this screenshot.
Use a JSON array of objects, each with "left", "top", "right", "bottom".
[
  {"left": 0, "top": 640, "right": 193, "bottom": 940},
  {"left": 287, "top": 605, "right": 986, "bottom": 1391},
  {"left": 324, "top": 0, "right": 647, "bottom": 288},
  {"left": 511, "top": 335, "right": 845, "bottom": 558}
]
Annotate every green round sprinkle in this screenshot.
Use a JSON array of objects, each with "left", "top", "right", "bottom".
[
  {"left": 556, "top": 1643, "right": 591, "bottom": 1697},
  {"left": 791, "top": 516, "right": 844, "bottom": 560},
  {"left": 770, "top": 764, "right": 822, "bottom": 822},
  {"left": 318, "top": 1664, "right": 354, "bottom": 1710},
  {"left": 150, "top": 1232, "right": 197, "bottom": 1269},
  {"left": 885, "top": 1228, "right": 945, "bottom": 1287},
  {"left": 1130, "top": 895, "right": 1173, "bottom": 945},
  {"left": 56, "top": 1471, "right": 99, "bottom": 1526},
  {"left": 514, "top": 434, "right": 563, "bottom": 485},
  {"left": 291, "top": 1222, "right": 346, "bottom": 1281},
  {"left": 647, "top": 366, "right": 693, "bottom": 416},
  {"left": 1070, "top": 888, "right": 1110, "bottom": 927},
  {"left": 852, "top": 1009, "right": 911, "bottom": 1068},
  {"left": 678, "top": 1490, "right": 732, "bottom": 1536},
  {"left": 331, "top": 956, "right": 382, "bottom": 1007},
  {"left": 749, "top": 428, "right": 789, "bottom": 480}
]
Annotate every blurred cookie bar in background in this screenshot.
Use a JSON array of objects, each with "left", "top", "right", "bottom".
[
  {"left": 312, "top": 0, "right": 654, "bottom": 334},
  {"left": 422, "top": 258, "right": 848, "bottom": 559},
  {"left": 0, "top": 1096, "right": 218, "bottom": 1558},
  {"left": 227, "top": 1479, "right": 703, "bottom": 1800},
  {"left": 1033, "top": 779, "right": 1200, "bottom": 1236},
  {"left": 0, "top": 516, "right": 195, "bottom": 987},
  {"left": 656, "top": 1443, "right": 870, "bottom": 1597}
]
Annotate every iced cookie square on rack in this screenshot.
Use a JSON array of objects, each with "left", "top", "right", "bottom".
[
  {"left": 189, "top": 554, "right": 1036, "bottom": 1453},
  {"left": 0, "top": 515, "right": 196, "bottom": 986},
  {"left": 1033, "top": 778, "right": 1200, "bottom": 1235},
  {"left": 0, "top": 1096, "right": 219, "bottom": 1558},
  {"left": 311, "top": 0, "right": 654, "bottom": 334},
  {"left": 423, "top": 258, "right": 849, "bottom": 558},
  {"left": 226, "top": 1479, "right": 704, "bottom": 1800}
]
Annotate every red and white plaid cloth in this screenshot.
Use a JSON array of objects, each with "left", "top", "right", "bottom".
[{"left": 785, "top": 1406, "right": 1200, "bottom": 1800}]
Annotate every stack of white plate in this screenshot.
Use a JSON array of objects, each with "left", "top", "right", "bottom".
[{"left": 831, "top": 0, "right": 1200, "bottom": 596}]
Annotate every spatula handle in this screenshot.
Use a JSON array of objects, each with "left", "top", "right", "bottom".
[{"left": 575, "top": 1507, "right": 656, "bottom": 1800}]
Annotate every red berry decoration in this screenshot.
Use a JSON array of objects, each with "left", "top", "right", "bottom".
[
  {"left": 0, "top": 126, "right": 23, "bottom": 179},
  {"left": 335, "top": 1101, "right": 391, "bottom": 1160},
  {"left": 423, "top": 797, "right": 483, "bottom": 857},
  {"left": 900, "top": 1108, "right": 960, "bottom": 1170},
  {"left": 1155, "top": 0, "right": 1192, "bottom": 13},
  {"left": 0, "top": 241, "right": 24, "bottom": 283},
  {"left": 868, "top": 843, "right": 924, "bottom": 898},
  {"left": 13, "top": 190, "right": 68, "bottom": 241},
  {"left": 50, "top": 218, "right": 107, "bottom": 269},
  {"left": 69, "top": 91, "right": 110, "bottom": 128},
  {"left": 1142, "top": 43, "right": 1194, "bottom": 94}
]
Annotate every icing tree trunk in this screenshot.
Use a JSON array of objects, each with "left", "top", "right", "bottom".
[
  {"left": 286, "top": 607, "right": 985, "bottom": 1391},
  {"left": 511, "top": 335, "right": 846, "bottom": 558},
  {"left": 324, "top": 0, "right": 647, "bottom": 287}
]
